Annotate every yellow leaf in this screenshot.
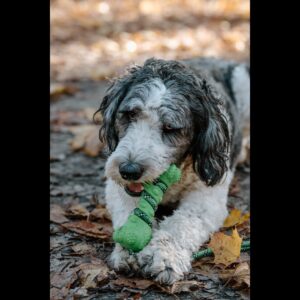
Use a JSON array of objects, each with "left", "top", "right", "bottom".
[
  {"left": 208, "top": 228, "right": 242, "bottom": 266},
  {"left": 223, "top": 209, "right": 250, "bottom": 227}
]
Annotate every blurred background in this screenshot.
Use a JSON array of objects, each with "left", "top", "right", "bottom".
[{"left": 51, "top": 0, "right": 249, "bottom": 84}]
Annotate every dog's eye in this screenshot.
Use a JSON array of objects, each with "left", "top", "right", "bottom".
[
  {"left": 126, "top": 111, "right": 136, "bottom": 119},
  {"left": 120, "top": 110, "right": 136, "bottom": 120},
  {"left": 163, "top": 124, "right": 181, "bottom": 133}
]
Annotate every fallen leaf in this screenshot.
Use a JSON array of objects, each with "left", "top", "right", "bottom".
[
  {"left": 167, "top": 280, "right": 204, "bottom": 294},
  {"left": 65, "top": 204, "right": 89, "bottom": 219},
  {"left": 50, "top": 110, "right": 90, "bottom": 126},
  {"left": 89, "top": 206, "right": 112, "bottom": 222},
  {"left": 223, "top": 209, "right": 250, "bottom": 228},
  {"left": 62, "top": 220, "right": 112, "bottom": 239},
  {"left": 208, "top": 228, "right": 242, "bottom": 266},
  {"left": 69, "top": 125, "right": 104, "bottom": 157},
  {"left": 50, "top": 204, "right": 69, "bottom": 224},
  {"left": 71, "top": 243, "right": 96, "bottom": 255},
  {"left": 50, "top": 287, "right": 69, "bottom": 300},
  {"left": 83, "top": 107, "right": 102, "bottom": 123},
  {"left": 234, "top": 262, "right": 250, "bottom": 287},
  {"left": 51, "top": 269, "right": 78, "bottom": 289},
  {"left": 71, "top": 287, "right": 88, "bottom": 297},
  {"left": 50, "top": 83, "right": 77, "bottom": 99},
  {"left": 220, "top": 262, "right": 250, "bottom": 288},
  {"left": 77, "top": 260, "right": 109, "bottom": 289},
  {"left": 112, "top": 277, "right": 155, "bottom": 290}
]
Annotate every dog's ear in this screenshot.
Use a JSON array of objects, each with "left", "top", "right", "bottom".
[
  {"left": 191, "top": 80, "right": 230, "bottom": 186},
  {"left": 94, "top": 65, "right": 141, "bottom": 152}
]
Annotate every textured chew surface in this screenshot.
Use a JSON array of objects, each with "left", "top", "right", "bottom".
[{"left": 113, "top": 164, "right": 181, "bottom": 252}]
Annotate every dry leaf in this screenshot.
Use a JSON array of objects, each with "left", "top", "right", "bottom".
[
  {"left": 50, "top": 287, "right": 69, "bottom": 300},
  {"left": 50, "top": 83, "right": 77, "bottom": 99},
  {"left": 223, "top": 209, "right": 250, "bottom": 228},
  {"left": 50, "top": 204, "right": 69, "bottom": 224},
  {"left": 51, "top": 270, "right": 78, "bottom": 289},
  {"left": 83, "top": 107, "right": 102, "bottom": 123},
  {"left": 220, "top": 262, "right": 250, "bottom": 288},
  {"left": 208, "top": 228, "right": 242, "bottom": 266},
  {"left": 167, "top": 280, "right": 204, "bottom": 294},
  {"left": 112, "top": 277, "right": 155, "bottom": 290},
  {"left": 62, "top": 220, "right": 112, "bottom": 239},
  {"left": 89, "top": 206, "right": 112, "bottom": 222},
  {"left": 77, "top": 261, "right": 109, "bottom": 289},
  {"left": 69, "top": 125, "right": 103, "bottom": 157},
  {"left": 65, "top": 204, "right": 89, "bottom": 219},
  {"left": 234, "top": 262, "right": 250, "bottom": 287},
  {"left": 71, "top": 243, "right": 96, "bottom": 255}
]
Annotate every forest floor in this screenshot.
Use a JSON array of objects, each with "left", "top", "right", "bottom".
[
  {"left": 50, "top": 1, "right": 250, "bottom": 299},
  {"left": 50, "top": 80, "right": 250, "bottom": 300}
]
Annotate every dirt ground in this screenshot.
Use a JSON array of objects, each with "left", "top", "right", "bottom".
[{"left": 50, "top": 1, "right": 250, "bottom": 299}]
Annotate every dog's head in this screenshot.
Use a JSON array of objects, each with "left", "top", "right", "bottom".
[{"left": 95, "top": 58, "right": 230, "bottom": 196}]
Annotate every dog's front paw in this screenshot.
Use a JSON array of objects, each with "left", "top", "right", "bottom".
[
  {"left": 136, "top": 231, "right": 191, "bottom": 285},
  {"left": 109, "top": 244, "right": 138, "bottom": 273}
]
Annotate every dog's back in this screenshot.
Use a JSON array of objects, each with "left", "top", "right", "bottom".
[{"left": 182, "top": 57, "right": 250, "bottom": 164}]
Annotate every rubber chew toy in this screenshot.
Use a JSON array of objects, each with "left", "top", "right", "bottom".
[{"left": 113, "top": 164, "right": 181, "bottom": 253}]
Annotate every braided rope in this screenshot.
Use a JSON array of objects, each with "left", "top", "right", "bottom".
[{"left": 192, "top": 240, "right": 250, "bottom": 260}]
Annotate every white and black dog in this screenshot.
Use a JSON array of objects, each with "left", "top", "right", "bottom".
[{"left": 95, "top": 57, "right": 250, "bottom": 284}]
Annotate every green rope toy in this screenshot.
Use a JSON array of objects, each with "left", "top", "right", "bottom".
[
  {"left": 192, "top": 240, "right": 250, "bottom": 260},
  {"left": 112, "top": 163, "right": 251, "bottom": 259},
  {"left": 113, "top": 164, "right": 182, "bottom": 253}
]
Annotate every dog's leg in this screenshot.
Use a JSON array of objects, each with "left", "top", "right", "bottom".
[
  {"left": 136, "top": 172, "right": 232, "bottom": 284},
  {"left": 105, "top": 179, "right": 139, "bottom": 272}
]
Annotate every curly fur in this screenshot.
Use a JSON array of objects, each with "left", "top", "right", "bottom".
[{"left": 95, "top": 57, "right": 250, "bottom": 284}]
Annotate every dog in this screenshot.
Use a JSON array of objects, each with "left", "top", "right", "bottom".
[{"left": 95, "top": 57, "right": 250, "bottom": 284}]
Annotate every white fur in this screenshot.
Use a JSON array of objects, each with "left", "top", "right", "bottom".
[
  {"left": 232, "top": 65, "right": 250, "bottom": 125},
  {"left": 232, "top": 65, "right": 250, "bottom": 163},
  {"left": 103, "top": 61, "right": 249, "bottom": 284}
]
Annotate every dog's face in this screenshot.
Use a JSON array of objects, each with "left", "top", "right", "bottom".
[
  {"left": 104, "top": 78, "right": 193, "bottom": 196},
  {"left": 96, "top": 59, "right": 230, "bottom": 196}
]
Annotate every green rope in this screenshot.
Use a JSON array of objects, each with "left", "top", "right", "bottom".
[{"left": 192, "top": 239, "right": 250, "bottom": 260}]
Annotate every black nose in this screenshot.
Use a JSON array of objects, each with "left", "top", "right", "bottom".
[{"left": 119, "top": 162, "right": 143, "bottom": 181}]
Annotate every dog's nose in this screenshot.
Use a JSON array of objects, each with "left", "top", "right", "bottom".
[{"left": 119, "top": 162, "right": 143, "bottom": 181}]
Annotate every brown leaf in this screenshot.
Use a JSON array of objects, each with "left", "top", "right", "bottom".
[
  {"left": 223, "top": 209, "right": 250, "bottom": 228},
  {"left": 69, "top": 125, "right": 103, "bottom": 157},
  {"left": 50, "top": 83, "right": 77, "bottom": 99},
  {"left": 89, "top": 206, "right": 112, "bottom": 222},
  {"left": 62, "top": 220, "right": 112, "bottom": 239},
  {"left": 112, "top": 277, "right": 155, "bottom": 290},
  {"left": 167, "top": 280, "right": 204, "bottom": 294},
  {"left": 77, "top": 260, "right": 109, "bottom": 289},
  {"left": 50, "top": 204, "right": 69, "bottom": 224},
  {"left": 50, "top": 287, "right": 68, "bottom": 300},
  {"left": 83, "top": 107, "right": 102, "bottom": 123},
  {"left": 220, "top": 262, "right": 250, "bottom": 288},
  {"left": 71, "top": 243, "right": 96, "bottom": 255},
  {"left": 65, "top": 204, "right": 89, "bottom": 219},
  {"left": 208, "top": 228, "right": 242, "bottom": 266},
  {"left": 51, "top": 270, "right": 78, "bottom": 289}
]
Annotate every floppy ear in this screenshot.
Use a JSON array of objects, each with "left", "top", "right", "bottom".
[
  {"left": 191, "top": 80, "right": 230, "bottom": 186},
  {"left": 94, "top": 65, "right": 141, "bottom": 152}
]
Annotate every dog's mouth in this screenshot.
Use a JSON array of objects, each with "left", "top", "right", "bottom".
[{"left": 124, "top": 182, "right": 144, "bottom": 197}]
